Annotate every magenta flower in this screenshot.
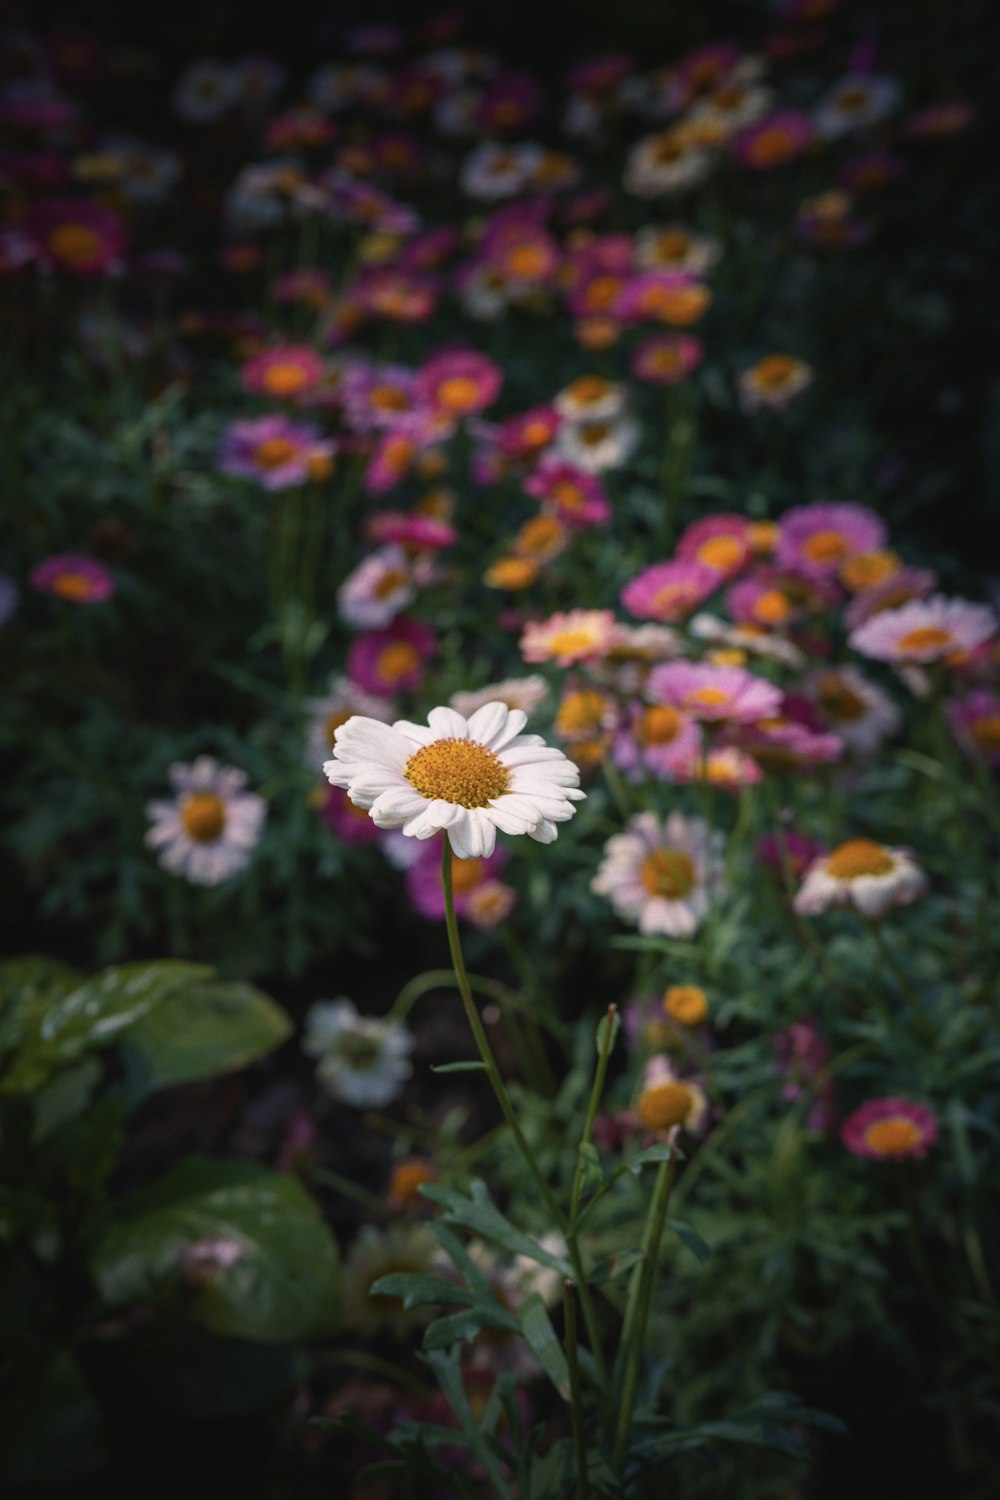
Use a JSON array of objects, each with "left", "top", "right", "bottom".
[
  {"left": 631, "top": 333, "right": 703, "bottom": 385},
  {"left": 405, "top": 840, "right": 510, "bottom": 922},
  {"left": 524, "top": 459, "right": 611, "bottom": 528},
  {"left": 843, "top": 567, "right": 938, "bottom": 630},
  {"left": 676, "top": 515, "right": 753, "bottom": 578},
  {"left": 840, "top": 1097, "right": 938, "bottom": 1161},
  {"left": 947, "top": 688, "right": 1000, "bottom": 767},
  {"left": 647, "top": 660, "right": 784, "bottom": 724},
  {"left": 416, "top": 348, "right": 503, "bottom": 418},
  {"left": 240, "top": 344, "right": 325, "bottom": 401},
  {"left": 218, "top": 414, "right": 335, "bottom": 491},
  {"left": 777, "top": 502, "right": 886, "bottom": 578},
  {"left": 24, "top": 197, "right": 128, "bottom": 275},
  {"left": 621, "top": 560, "right": 719, "bottom": 623},
  {"left": 30, "top": 553, "right": 115, "bottom": 603},
  {"left": 731, "top": 110, "right": 815, "bottom": 170},
  {"left": 318, "top": 784, "right": 382, "bottom": 846},
  {"left": 756, "top": 829, "right": 828, "bottom": 884},
  {"left": 346, "top": 616, "right": 437, "bottom": 696}
]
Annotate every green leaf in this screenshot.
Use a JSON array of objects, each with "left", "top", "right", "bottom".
[
  {"left": 368, "top": 1272, "right": 478, "bottom": 1312},
  {"left": 519, "top": 1293, "right": 570, "bottom": 1400},
  {"left": 421, "top": 1348, "right": 514, "bottom": 1500},
  {"left": 423, "top": 1304, "right": 520, "bottom": 1351},
  {"left": 120, "top": 979, "right": 292, "bottom": 1105},
  {"left": 430, "top": 1060, "right": 488, "bottom": 1074},
  {"left": 90, "top": 1156, "right": 339, "bottom": 1344},
  {"left": 420, "top": 1181, "right": 572, "bottom": 1277},
  {"left": 31, "top": 1057, "right": 102, "bottom": 1142},
  {"left": 667, "top": 1218, "right": 711, "bottom": 1264},
  {"left": 588, "top": 1247, "right": 645, "bottom": 1285},
  {"left": 0, "top": 956, "right": 80, "bottom": 1061},
  {"left": 627, "top": 1143, "right": 681, "bottom": 1175},
  {"left": 2, "top": 961, "right": 213, "bottom": 1094}
]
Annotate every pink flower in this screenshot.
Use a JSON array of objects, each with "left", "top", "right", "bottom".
[
  {"left": 24, "top": 197, "right": 128, "bottom": 275},
  {"left": 366, "top": 511, "right": 457, "bottom": 553},
  {"left": 676, "top": 515, "right": 753, "bottom": 578},
  {"left": 631, "top": 334, "right": 703, "bottom": 385},
  {"left": 319, "top": 784, "right": 382, "bottom": 845},
  {"left": 416, "top": 348, "right": 503, "bottom": 419},
  {"left": 240, "top": 344, "right": 326, "bottom": 401},
  {"left": 524, "top": 459, "right": 611, "bottom": 528},
  {"left": 843, "top": 567, "right": 938, "bottom": 630},
  {"left": 497, "top": 405, "right": 562, "bottom": 459},
  {"left": 621, "top": 560, "right": 719, "bottom": 623},
  {"left": 647, "top": 660, "right": 783, "bottom": 724},
  {"left": 30, "top": 553, "right": 115, "bottom": 603},
  {"left": 840, "top": 1097, "right": 938, "bottom": 1161},
  {"left": 947, "top": 688, "right": 1000, "bottom": 767},
  {"left": 520, "top": 609, "right": 625, "bottom": 667},
  {"left": 611, "top": 702, "right": 701, "bottom": 782},
  {"left": 777, "top": 502, "right": 886, "bottom": 578},
  {"left": 731, "top": 110, "right": 815, "bottom": 170},
  {"left": 735, "top": 693, "right": 845, "bottom": 772},
  {"left": 405, "top": 840, "right": 510, "bottom": 922},
  {"left": 346, "top": 616, "right": 437, "bottom": 695},
  {"left": 850, "top": 595, "right": 996, "bottom": 665},
  {"left": 218, "top": 414, "right": 335, "bottom": 491}
]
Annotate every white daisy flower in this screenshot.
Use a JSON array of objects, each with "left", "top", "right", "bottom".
[
  {"left": 145, "top": 756, "right": 266, "bottom": 886},
  {"left": 625, "top": 132, "right": 713, "bottom": 197},
  {"left": 460, "top": 142, "right": 541, "bottom": 200},
  {"left": 324, "top": 702, "right": 585, "bottom": 860},
  {"left": 555, "top": 413, "right": 640, "bottom": 474},
  {"left": 689, "top": 612, "right": 806, "bottom": 669},
  {"left": 813, "top": 74, "right": 902, "bottom": 139},
  {"left": 171, "top": 59, "right": 241, "bottom": 123},
  {"left": 303, "top": 997, "right": 413, "bottom": 1107},
  {"left": 337, "top": 545, "right": 415, "bottom": 630},
  {"left": 449, "top": 674, "right": 550, "bottom": 720},
  {"left": 793, "top": 839, "right": 927, "bottom": 919},
  {"left": 305, "top": 676, "right": 394, "bottom": 773},
  {"left": 592, "top": 811, "right": 724, "bottom": 937},
  {"left": 804, "top": 666, "right": 901, "bottom": 756}
]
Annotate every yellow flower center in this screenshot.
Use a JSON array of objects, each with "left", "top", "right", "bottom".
[
  {"left": 566, "top": 375, "right": 613, "bottom": 406},
  {"left": 864, "top": 1118, "right": 921, "bottom": 1156},
  {"left": 51, "top": 571, "right": 94, "bottom": 601},
  {"left": 816, "top": 674, "right": 866, "bottom": 721},
  {"left": 582, "top": 276, "right": 622, "bottom": 311},
  {"left": 894, "top": 626, "right": 954, "bottom": 655},
  {"left": 551, "top": 479, "right": 586, "bottom": 511},
  {"left": 369, "top": 384, "right": 411, "bottom": 412},
  {"left": 747, "top": 127, "right": 795, "bottom": 167},
  {"left": 640, "top": 705, "right": 684, "bottom": 745},
  {"left": 753, "top": 589, "right": 792, "bottom": 625},
  {"left": 373, "top": 567, "right": 407, "bottom": 599},
  {"left": 654, "top": 285, "right": 710, "bottom": 325},
  {"left": 825, "top": 838, "right": 895, "bottom": 880},
  {"left": 376, "top": 641, "right": 420, "bottom": 682},
  {"left": 546, "top": 628, "right": 598, "bottom": 656},
  {"left": 651, "top": 230, "right": 690, "bottom": 263},
  {"left": 578, "top": 421, "right": 611, "bottom": 447},
  {"left": 688, "top": 685, "right": 731, "bottom": 709},
  {"left": 49, "top": 223, "right": 101, "bottom": 264},
  {"left": 404, "top": 738, "right": 509, "bottom": 809},
  {"left": 663, "top": 984, "right": 708, "bottom": 1026},
  {"left": 435, "top": 375, "right": 481, "bottom": 413},
  {"left": 484, "top": 556, "right": 538, "bottom": 590},
  {"left": 262, "top": 361, "right": 310, "bottom": 396},
  {"left": 971, "top": 714, "right": 1000, "bottom": 753},
  {"left": 697, "top": 535, "right": 745, "bottom": 570},
  {"left": 181, "top": 793, "right": 226, "bottom": 843},
  {"left": 516, "top": 516, "right": 564, "bottom": 556},
  {"left": 505, "top": 243, "right": 547, "bottom": 278},
  {"left": 651, "top": 136, "right": 684, "bottom": 164},
  {"left": 748, "top": 521, "right": 779, "bottom": 555},
  {"left": 802, "top": 529, "right": 849, "bottom": 564},
  {"left": 253, "top": 436, "right": 297, "bottom": 470},
  {"left": 641, "top": 848, "right": 696, "bottom": 899},
  {"left": 388, "top": 1159, "right": 434, "bottom": 1206},
  {"left": 638, "top": 1081, "right": 692, "bottom": 1131},
  {"left": 840, "top": 549, "right": 900, "bottom": 591},
  {"left": 557, "top": 690, "right": 607, "bottom": 735}
]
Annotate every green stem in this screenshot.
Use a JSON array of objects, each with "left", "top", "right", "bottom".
[
  {"left": 570, "top": 1005, "right": 618, "bottom": 1226},
  {"left": 612, "top": 1152, "right": 677, "bottom": 1470},
  {"left": 441, "top": 843, "right": 609, "bottom": 1389},
  {"left": 564, "top": 1280, "right": 592, "bottom": 1500}
]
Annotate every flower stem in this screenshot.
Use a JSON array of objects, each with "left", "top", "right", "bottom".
[
  {"left": 612, "top": 1150, "right": 677, "bottom": 1471},
  {"left": 570, "top": 1005, "right": 618, "bottom": 1226},
  {"left": 564, "top": 1280, "right": 592, "bottom": 1500},
  {"left": 441, "top": 842, "right": 609, "bottom": 1389}
]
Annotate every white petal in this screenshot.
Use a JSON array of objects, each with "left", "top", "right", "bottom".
[
  {"left": 465, "top": 701, "right": 510, "bottom": 746},
  {"left": 427, "top": 706, "right": 470, "bottom": 740},
  {"left": 334, "top": 718, "right": 410, "bottom": 768},
  {"left": 528, "top": 819, "right": 558, "bottom": 844}
]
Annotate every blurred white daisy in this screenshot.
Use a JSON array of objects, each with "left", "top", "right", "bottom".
[
  {"left": 793, "top": 839, "right": 927, "bottom": 919},
  {"left": 337, "top": 545, "right": 414, "bottom": 629},
  {"left": 592, "top": 810, "right": 724, "bottom": 936},
  {"left": 449, "top": 674, "right": 550, "bottom": 719},
  {"left": 325, "top": 702, "right": 584, "bottom": 860},
  {"left": 303, "top": 997, "right": 413, "bottom": 1107},
  {"left": 145, "top": 756, "right": 266, "bottom": 886}
]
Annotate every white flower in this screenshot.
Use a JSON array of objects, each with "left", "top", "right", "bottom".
[
  {"left": 172, "top": 59, "right": 241, "bottom": 123},
  {"left": 793, "top": 839, "right": 927, "bottom": 919},
  {"left": 804, "top": 666, "right": 901, "bottom": 756},
  {"left": 814, "top": 74, "right": 901, "bottom": 139},
  {"left": 449, "top": 674, "right": 550, "bottom": 720},
  {"left": 145, "top": 756, "right": 266, "bottom": 886},
  {"left": 337, "top": 545, "right": 414, "bottom": 629},
  {"left": 324, "top": 702, "right": 585, "bottom": 860},
  {"left": 303, "top": 997, "right": 413, "bottom": 1107},
  {"left": 591, "top": 811, "right": 724, "bottom": 936},
  {"left": 460, "top": 142, "right": 541, "bottom": 200},
  {"left": 555, "top": 413, "right": 640, "bottom": 474}
]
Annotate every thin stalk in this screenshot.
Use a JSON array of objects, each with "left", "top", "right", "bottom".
[
  {"left": 441, "top": 843, "right": 609, "bottom": 1390},
  {"left": 570, "top": 1005, "right": 618, "bottom": 1226},
  {"left": 612, "top": 1152, "right": 677, "bottom": 1470},
  {"left": 564, "top": 1280, "right": 592, "bottom": 1500}
]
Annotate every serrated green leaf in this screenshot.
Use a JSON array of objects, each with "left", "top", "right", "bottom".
[
  {"left": 368, "top": 1272, "right": 479, "bottom": 1312},
  {"left": 90, "top": 1156, "right": 339, "bottom": 1343},
  {"left": 420, "top": 1181, "right": 572, "bottom": 1277},
  {"left": 423, "top": 1303, "right": 520, "bottom": 1351},
  {"left": 519, "top": 1293, "right": 570, "bottom": 1401}
]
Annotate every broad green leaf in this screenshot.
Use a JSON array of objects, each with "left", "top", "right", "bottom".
[
  {"left": 91, "top": 1156, "right": 339, "bottom": 1344},
  {"left": 368, "top": 1272, "right": 479, "bottom": 1311},
  {"left": 120, "top": 980, "right": 292, "bottom": 1105},
  {"left": 0, "top": 956, "right": 80, "bottom": 1062},
  {"left": 32, "top": 1057, "right": 102, "bottom": 1142},
  {"left": 518, "top": 1293, "right": 570, "bottom": 1401}
]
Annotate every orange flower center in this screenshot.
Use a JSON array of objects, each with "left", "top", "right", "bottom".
[
  {"left": 697, "top": 535, "right": 745, "bottom": 570},
  {"left": 373, "top": 567, "right": 407, "bottom": 599},
  {"left": 254, "top": 436, "right": 297, "bottom": 470},
  {"left": 894, "top": 626, "right": 954, "bottom": 655},
  {"left": 388, "top": 1159, "right": 434, "bottom": 1206},
  {"left": 753, "top": 589, "right": 792, "bottom": 625},
  {"left": 640, "top": 848, "right": 696, "bottom": 899},
  {"left": 557, "top": 690, "right": 607, "bottom": 735},
  {"left": 181, "top": 793, "right": 226, "bottom": 843},
  {"left": 515, "top": 516, "right": 564, "bottom": 556},
  {"left": 864, "top": 1118, "right": 921, "bottom": 1156},
  {"left": 638, "top": 1081, "right": 692, "bottom": 1131},
  {"left": 652, "top": 231, "right": 691, "bottom": 263},
  {"left": 803, "top": 529, "right": 852, "bottom": 564},
  {"left": 546, "top": 628, "right": 599, "bottom": 657},
  {"left": 640, "top": 705, "right": 685, "bottom": 745},
  {"left": 578, "top": 421, "right": 611, "bottom": 447},
  {"left": 841, "top": 550, "right": 900, "bottom": 591},
  {"left": 404, "top": 738, "right": 509, "bottom": 808},
  {"left": 971, "top": 714, "right": 1000, "bottom": 753},
  {"left": 754, "top": 355, "right": 801, "bottom": 389},
  {"left": 376, "top": 641, "right": 420, "bottom": 683},
  {"left": 519, "top": 418, "right": 553, "bottom": 448},
  {"left": 651, "top": 582, "right": 694, "bottom": 616},
  {"left": 49, "top": 223, "right": 101, "bottom": 264},
  {"left": 51, "top": 571, "right": 94, "bottom": 601},
  {"left": 262, "top": 361, "right": 310, "bottom": 397},
  {"left": 485, "top": 556, "right": 538, "bottom": 590},
  {"left": 663, "top": 984, "right": 708, "bottom": 1026},
  {"left": 688, "top": 685, "right": 731, "bottom": 709},
  {"left": 504, "top": 243, "right": 548, "bottom": 278},
  {"left": 551, "top": 480, "right": 586, "bottom": 511},
  {"left": 654, "top": 286, "right": 710, "bottom": 325},
  {"left": 825, "top": 838, "right": 894, "bottom": 879},
  {"left": 566, "top": 375, "right": 613, "bottom": 406},
  {"left": 651, "top": 136, "right": 684, "bottom": 164},
  {"left": 747, "top": 128, "right": 796, "bottom": 167},
  {"left": 435, "top": 375, "right": 481, "bottom": 413},
  {"left": 816, "top": 674, "right": 866, "bottom": 721},
  {"left": 369, "top": 384, "right": 411, "bottom": 412},
  {"left": 450, "top": 855, "right": 486, "bottom": 894}
]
